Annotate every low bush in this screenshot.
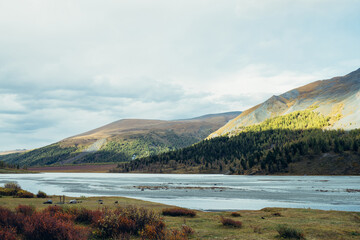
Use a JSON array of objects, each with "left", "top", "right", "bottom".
[
  {"left": 115, "top": 206, "right": 160, "bottom": 231},
  {"left": 276, "top": 224, "right": 305, "bottom": 240},
  {"left": 252, "top": 225, "right": 262, "bottom": 234},
  {"left": 220, "top": 217, "right": 242, "bottom": 228},
  {"left": 43, "top": 205, "right": 75, "bottom": 222},
  {"left": 43, "top": 205, "right": 64, "bottom": 214},
  {"left": 14, "top": 190, "right": 34, "bottom": 198},
  {"left": 140, "top": 221, "right": 166, "bottom": 240},
  {"left": 0, "top": 187, "right": 17, "bottom": 196},
  {"left": 181, "top": 225, "right": 194, "bottom": 236},
  {"left": 231, "top": 212, "right": 241, "bottom": 217},
  {"left": 166, "top": 229, "right": 188, "bottom": 240},
  {"left": 162, "top": 208, "right": 196, "bottom": 217},
  {"left": 95, "top": 212, "right": 137, "bottom": 238},
  {"left": 73, "top": 208, "right": 102, "bottom": 225},
  {"left": 23, "top": 211, "right": 89, "bottom": 240},
  {"left": 16, "top": 205, "right": 35, "bottom": 216},
  {"left": 0, "top": 206, "right": 17, "bottom": 227},
  {"left": 0, "top": 227, "right": 17, "bottom": 240},
  {"left": 36, "top": 191, "right": 47, "bottom": 198},
  {"left": 4, "top": 182, "right": 21, "bottom": 191},
  {"left": 1, "top": 204, "right": 191, "bottom": 240}
]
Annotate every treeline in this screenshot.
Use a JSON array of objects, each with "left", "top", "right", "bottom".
[
  {"left": 0, "top": 144, "right": 78, "bottom": 167},
  {"left": 0, "top": 160, "right": 22, "bottom": 170},
  {"left": 75, "top": 130, "right": 202, "bottom": 164},
  {"left": 111, "top": 110, "right": 360, "bottom": 174}
]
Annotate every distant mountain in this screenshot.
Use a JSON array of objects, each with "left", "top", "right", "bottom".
[
  {"left": 209, "top": 68, "right": 360, "bottom": 138},
  {"left": 0, "top": 112, "right": 240, "bottom": 167}
]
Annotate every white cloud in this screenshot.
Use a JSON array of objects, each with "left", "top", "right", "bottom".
[{"left": 0, "top": 0, "right": 359, "bottom": 150}]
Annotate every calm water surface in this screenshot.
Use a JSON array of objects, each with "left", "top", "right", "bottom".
[{"left": 0, "top": 173, "right": 359, "bottom": 211}]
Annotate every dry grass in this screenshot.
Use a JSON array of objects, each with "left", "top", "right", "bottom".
[
  {"left": 0, "top": 196, "right": 359, "bottom": 239},
  {"left": 28, "top": 164, "right": 117, "bottom": 173}
]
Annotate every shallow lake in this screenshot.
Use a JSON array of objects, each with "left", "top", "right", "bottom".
[{"left": 1, "top": 173, "right": 359, "bottom": 212}]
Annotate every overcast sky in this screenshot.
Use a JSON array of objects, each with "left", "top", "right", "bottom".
[{"left": 1, "top": 0, "right": 360, "bottom": 151}]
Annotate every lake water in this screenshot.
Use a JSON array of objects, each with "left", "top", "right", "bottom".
[{"left": 0, "top": 173, "right": 359, "bottom": 212}]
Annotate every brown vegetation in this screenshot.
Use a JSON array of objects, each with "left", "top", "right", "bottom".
[
  {"left": 220, "top": 217, "right": 242, "bottom": 228},
  {"left": 162, "top": 208, "right": 196, "bottom": 217}
]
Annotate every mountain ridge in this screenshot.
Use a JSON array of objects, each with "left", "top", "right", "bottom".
[{"left": 209, "top": 68, "right": 360, "bottom": 138}]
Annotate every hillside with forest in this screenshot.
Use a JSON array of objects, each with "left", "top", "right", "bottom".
[
  {"left": 0, "top": 112, "right": 240, "bottom": 167},
  {"left": 209, "top": 68, "right": 360, "bottom": 138},
  {"left": 111, "top": 110, "right": 360, "bottom": 175}
]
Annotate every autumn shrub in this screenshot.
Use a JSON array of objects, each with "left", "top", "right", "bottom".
[
  {"left": 0, "top": 187, "right": 17, "bottom": 196},
  {"left": 22, "top": 211, "right": 89, "bottom": 240},
  {"left": 181, "top": 225, "right": 194, "bottom": 236},
  {"left": 220, "top": 217, "right": 242, "bottom": 228},
  {"left": 43, "top": 205, "right": 64, "bottom": 214},
  {"left": 36, "top": 191, "right": 47, "bottom": 198},
  {"left": 230, "top": 212, "right": 241, "bottom": 217},
  {"left": 166, "top": 229, "right": 188, "bottom": 240},
  {"left": 16, "top": 205, "right": 35, "bottom": 216},
  {"left": 162, "top": 208, "right": 196, "bottom": 217},
  {"left": 276, "top": 225, "right": 305, "bottom": 240},
  {"left": 95, "top": 211, "right": 137, "bottom": 239},
  {"left": 140, "top": 220, "right": 166, "bottom": 240},
  {"left": 0, "top": 206, "right": 27, "bottom": 235},
  {"left": 43, "top": 205, "right": 74, "bottom": 222},
  {"left": 0, "top": 206, "right": 17, "bottom": 227},
  {"left": 115, "top": 206, "right": 160, "bottom": 231},
  {"left": 0, "top": 227, "right": 17, "bottom": 240},
  {"left": 14, "top": 190, "right": 34, "bottom": 198},
  {"left": 73, "top": 208, "right": 102, "bottom": 225}
]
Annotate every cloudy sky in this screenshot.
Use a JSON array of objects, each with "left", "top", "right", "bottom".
[{"left": 1, "top": 0, "right": 360, "bottom": 151}]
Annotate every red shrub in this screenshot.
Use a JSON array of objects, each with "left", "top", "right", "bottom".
[
  {"left": 0, "top": 227, "right": 17, "bottom": 240},
  {"left": 74, "top": 208, "right": 102, "bottom": 225},
  {"left": 43, "top": 205, "right": 74, "bottom": 222},
  {"left": 95, "top": 212, "right": 137, "bottom": 238},
  {"left": 22, "top": 211, "right": 89, "bottom": 240},
  {"left": 0, "top": 206, "right": 17, "bottom": 227},
  {"left": 162, "top": 208, "right": 196, "bottom": 217},
  {"left": 16, "top": 205, "right": 35, "bottom": 216},
  {"left": 140, "top": 221, "right": 166, "bottom": 240},
  {"left": 220, "top": 217, "right": 242, "bottom": 228},
  {"left": 43, "top": 205, "right": 64, "bottom": 215}
]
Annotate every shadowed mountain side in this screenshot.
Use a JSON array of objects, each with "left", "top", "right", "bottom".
[
  {"left": 0, "top": 112, "right": 241, "bottom": 166},
  {"left": 209, "top": 68, "right": 360, "bottom": 138}
]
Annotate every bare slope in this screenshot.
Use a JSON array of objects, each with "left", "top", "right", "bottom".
[{"left": 209, "top": 68, "right": 360, "bottom": 138}]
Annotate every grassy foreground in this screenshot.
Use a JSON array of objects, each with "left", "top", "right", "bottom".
[{"left": 1, "top": 196, "right": 359, "bottom": 239}]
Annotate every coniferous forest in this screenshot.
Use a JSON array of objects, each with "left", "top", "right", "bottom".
[{"left": 111, "top": 110, "right": 360, "bottom": 175}]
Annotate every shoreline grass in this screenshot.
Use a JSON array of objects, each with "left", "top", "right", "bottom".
[{"left": 0, "top": 196, "right": 359, "bottom": 239}]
